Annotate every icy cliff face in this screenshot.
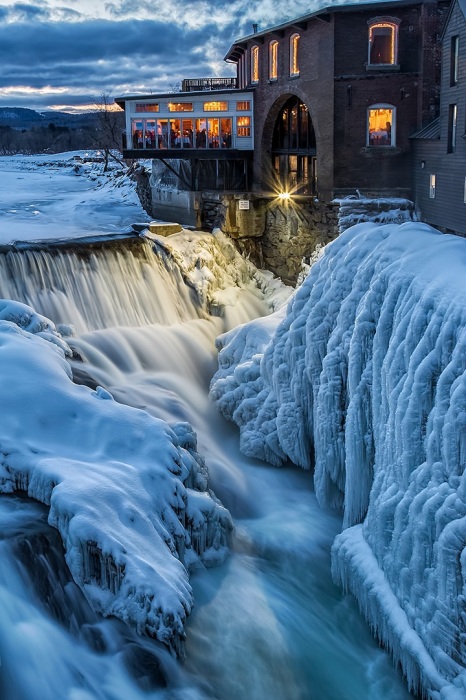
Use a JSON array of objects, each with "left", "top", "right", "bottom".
[
  {"left": 210, "top": 222, "right": 466, "bottom": 698},
  {"left": 0, "top": 300, "right": 232, "bottom": 653}
]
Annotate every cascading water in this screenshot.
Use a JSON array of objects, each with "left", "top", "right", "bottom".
[{"left": 0, "top": 236, "right": 413, "bottom": 700}]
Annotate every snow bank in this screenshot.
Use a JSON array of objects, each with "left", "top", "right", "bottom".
[
  {"left": 335, "top": 196, "right": 415, "bottom": 233},
  {"left": 147, "top": 229, "right": 291, "bottom": 316},
  {"left": 210, "top": 222, "right": 466, "bottom": 697},
  {"left": 0, "top": 151, "right": 145, "bottom": 246},
  {"left": 0, "top": 299, "right": 232, "bottom": 653}
]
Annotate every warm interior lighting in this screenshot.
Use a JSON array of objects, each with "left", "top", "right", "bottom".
[{"left": 278, "top": 192, "right": 291, "bottom": 200}]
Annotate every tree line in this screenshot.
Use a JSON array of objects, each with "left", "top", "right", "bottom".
[
  {"left": 0, "top": 123, "right": 99, "bottom": 155},
  {"left": 0, "top": 97, "right": 125, "bottom": 166}
]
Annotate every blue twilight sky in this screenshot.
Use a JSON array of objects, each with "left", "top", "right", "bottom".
[{"left": 0, "top": 0, "right": 377, "bottom": 113}]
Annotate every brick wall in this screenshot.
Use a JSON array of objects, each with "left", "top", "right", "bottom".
[{"left": 235, "top": 1, "right": 447, "bottom": 199}]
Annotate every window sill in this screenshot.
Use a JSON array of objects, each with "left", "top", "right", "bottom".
[
  {"left": 364, "top": 146, "right": 400, "bottom": 154},
  {"left": 268, "top": 78, "right": 278, "bottom": 83},
  {"left": 366, "top": 63, "right": 400, "bottom": 71},
  {"left": 289, "top": 73, "right": 300, "bottom": 80}
]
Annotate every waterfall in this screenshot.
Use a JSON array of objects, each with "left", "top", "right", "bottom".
[
  {"left": 0, "top": 239, "right": 201, "bottom": 333},
  {"left": 0, "top": 230, "right": 413, "bottom": 700}
]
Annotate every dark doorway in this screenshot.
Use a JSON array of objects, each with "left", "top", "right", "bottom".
[{"left": 272, "top": 97, "right": 317, "bottom": 194}]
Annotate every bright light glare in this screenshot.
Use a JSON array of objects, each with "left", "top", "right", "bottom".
[{"left": 278, "top": 192, "right": 291, "bottom": 200}]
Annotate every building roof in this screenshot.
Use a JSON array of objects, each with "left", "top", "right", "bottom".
[
  {"left": 440, "top": 0, "right": 466, "bottom": 40},
  {"left": 224, "top": 0, "right": 427, "bottom": 61},
  {"left": 410, "top": 117, "right": 440, "bottom": 139},
  {"left": 114, "top": 87, "right": 254, "bottom": 110}
]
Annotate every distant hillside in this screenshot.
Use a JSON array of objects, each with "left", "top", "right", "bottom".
[{"left": 0, "top": 107, "right": 100, "bottom": 130}]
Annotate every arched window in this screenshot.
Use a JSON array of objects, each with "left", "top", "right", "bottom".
[
  {"left": 368, "top": 18, "right": 400, "bottom": 65},
  {"left": 269, "top": 40, "right": 279, "bottom": 80},
  {"left": 367, "top": 104, "right": 395, "bottom": 146},
  {"left": 290, "top": 34, "right": 300, "bottom": 76},
  {"left": 251, "top": 45, "right": 259, "bottom": 84},
  {"left": 272, "top": 97, "right": 317, "bottom": 194}
]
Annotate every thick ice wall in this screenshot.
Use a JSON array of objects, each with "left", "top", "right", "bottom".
[
  {"left": 210, "top": 222, "right": 466, "bottom": 697},
  {"left": 0, "top": 300, "right": 232, "bottom": 653}
]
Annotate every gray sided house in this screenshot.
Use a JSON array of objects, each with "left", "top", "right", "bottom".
[{"left": 412, "top": 0, "right": 466, "bottom": 235}]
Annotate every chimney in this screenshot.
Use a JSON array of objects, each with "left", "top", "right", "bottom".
[{"left": 252, "top": 23, "right": 258, "bottom": 34}]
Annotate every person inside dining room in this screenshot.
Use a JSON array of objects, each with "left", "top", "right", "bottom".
[{"left": 368, "top": 106, "right": 393, "bottom": 146}]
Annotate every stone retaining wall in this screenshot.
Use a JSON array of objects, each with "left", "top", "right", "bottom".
[{"left": 134, "top": 169, "right": 415, "bottom": 285}]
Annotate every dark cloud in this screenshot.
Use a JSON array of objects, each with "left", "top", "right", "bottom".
[
  {"left": 0, "top": 0, "right": 382, "bottom": 111},
  {"left": 0, "top": 16, "right": 235, "bottom": 109}
]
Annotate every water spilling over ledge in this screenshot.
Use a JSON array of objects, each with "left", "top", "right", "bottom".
[
  {"left": 0, "top": 227, "right": 287, "bottom": 660},
  {"left": 211, "top": 222, "right": 466, "bottom": 698}
]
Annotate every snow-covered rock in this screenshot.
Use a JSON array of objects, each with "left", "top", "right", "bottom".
[
  {"left": 146, "top": 229, "right": 291, "bottom": 316},
  {"left": 210, "top": 221, "right": 466, "bottom": 698},
  {"left": 0, "top": 300, "right": 232, "bottom": 653}
]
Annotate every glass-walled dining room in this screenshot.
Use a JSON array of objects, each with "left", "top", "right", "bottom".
[{"left": 130, "top": 117, "right": 235, "bottom": 150}]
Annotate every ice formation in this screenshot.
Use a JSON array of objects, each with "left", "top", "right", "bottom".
[
  {"left": 0, "top": 299, "right": 232, "bottom": 653},
  {"left": 210, "top": 222, "right": 466, "bottom": 698}
]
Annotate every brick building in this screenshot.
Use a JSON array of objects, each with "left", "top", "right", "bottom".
[
  {"left": 117, "top": 0, "right": 452, "bottom": 281},
  {"left": 225, "top": 0, "right": 449, "bottom": 202}
]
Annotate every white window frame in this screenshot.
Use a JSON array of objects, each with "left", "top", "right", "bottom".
[
  {"left": 429, "top": 174, "right": 436, "bottom": 199},
  {"left": 447, "top": 103, "right": 457, "bottom": 153},
  {"left": 367, "top": 103, "right": 396, "bottom": 147}
]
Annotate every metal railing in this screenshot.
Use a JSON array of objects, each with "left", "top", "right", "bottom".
[{"left": 181, "top": 77, "right": 238, "bottom": 92}]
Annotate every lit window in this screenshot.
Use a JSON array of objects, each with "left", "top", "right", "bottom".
[
  {"left": 368, "top": 105, "right": 395, "bottom": 146},
  {"left": 236, "top": 101, "right": 251, "bottom": 111},
  {"left": 368, "top": 20, "right": 399, "bottom": 65},
  {"left": 447, "top": 104, "right": 457, "bottom": 153},
  {"left": 451, "top": 36, "right": 459, "bottom": 86},
  {"left": 251, "top": 46, "right": 259, "bottom": 83},
  {"left": 429, "top": 174, "right": 436, "bottom": 199},
  {"left": 237, "top": 116, "right": 251, "bottom": 137},
  {"left": 168, "top": 102, "right": 193, "bottom": 112},
  {"left": 135, "top": 103, "right": 159, "bottom": 113},
  {"left": 290, "top": 34, "right": 300, "bottom": 76},
  {"left": 204, "top": 101, "right": 229, "bottom": 111},
  {"left": 269, "top": 40, "right": 278, "bottom": 80}
]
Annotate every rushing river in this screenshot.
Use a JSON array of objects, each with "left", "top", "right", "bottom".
[{"left": 0, "top": 236, "right": 413, "bottom": 700}]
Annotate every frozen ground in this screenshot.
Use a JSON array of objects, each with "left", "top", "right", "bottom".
[{"left": 0, "top": 151, "right": 146, "bottom": 244}]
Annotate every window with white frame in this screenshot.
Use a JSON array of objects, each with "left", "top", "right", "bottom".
[
  {"left": 269, "top": 40, "right": 278, "bottom": 80},
  {"left": 168, "top": 102, "right": 193, "bottom": 112},
  {"left": 135, "top": 103, "right": 159, "bottom": 113},
  {"left": 367, "top": 104, "right": 395, "bottom": 146},
  {"left": 290, "top": 33, "right": 300, "bottom": 76},
  {"left": 368, "top": 18, "right": 399, "bottom": 65},
  {"left": 447, "top": 104, "right": 457, "bottom": 153},
  {"left": 429, "top": 174, "right": 436, "bottom": 198},
  {"left": 451, "top": 36, "right": 459, "bottom": 86},
  {"left": 204, "top": 101, "right": 229, "bottom": 111},
  {"left": 237, "top": 116, "right": 251, "bottom": 137},
  {"left": 251, "top": 45, "right": 259, "bottom": 83}
]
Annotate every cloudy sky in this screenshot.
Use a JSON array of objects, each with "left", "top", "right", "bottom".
[{"left": 0, "top": 0, "right": 346, "bottom": 113}]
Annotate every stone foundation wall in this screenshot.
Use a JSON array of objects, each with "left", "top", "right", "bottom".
[
  {"left": 200, "top": 193, "right": 339, "bottom": 284},
  {"left": 135, "top": 172, "right": 414, "bottom": 285}
]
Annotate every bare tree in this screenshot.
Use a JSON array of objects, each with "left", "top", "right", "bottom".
[{"left": 93, "top": 92, "right": 126, "bottom": 171}]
